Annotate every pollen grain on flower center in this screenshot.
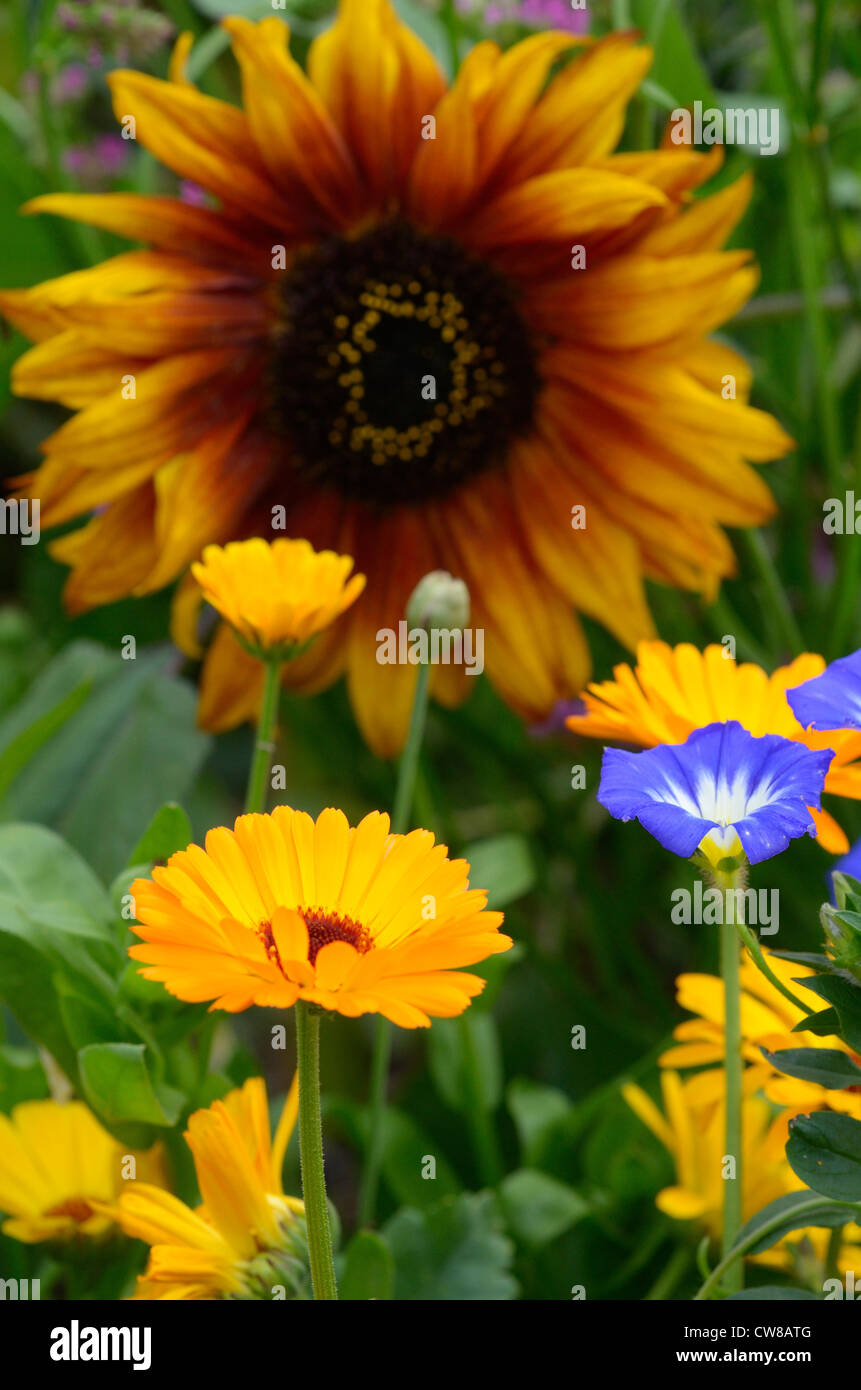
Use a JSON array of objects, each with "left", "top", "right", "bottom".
[
  {"left": 271, "top": 221, "right": 540, "bottom": 505},
  {"left": 258, "top": 908, "right": 373, "bottom": 970}
]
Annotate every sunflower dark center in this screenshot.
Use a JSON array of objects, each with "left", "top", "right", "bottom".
[{"left": 271, "top": 222, "right": 540, "bottom": 505}]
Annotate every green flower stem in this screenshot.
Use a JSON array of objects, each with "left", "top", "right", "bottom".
[
  {"left": 825, "top": 1223, "right": 843, "bottom": 1281},
  {"left": 356, "top": 1015, "right": 394, "bottom": 1229},
  {"left": 358, "top": 658, "right": 433, "bottom": 1227},
  {"left": 740, "top": 530, "right": 803, "bottom": 659},
  {"left": 828, "top": 405, "right": 861, "bottom": 658},
  {"left": 295, "top": 1002, "right": 338, "bottom": 1301},
  {"left": 758, "top": 0, "right": 846, "bottom": 494},
  {"left": 244, "top": 659, "right": 282, "bottom": 815},
  {"left": 644, "top": 1242, "right": 693, "bottom": 1301},
  {"left": 391, "top": 660, "right": 432, "bottom": 836},
  {"left": 440, "top": 0, "right": 461, "bottom": 78},
  {"left": 459, "top": 1012, "right": 503, "bottom": 1187},
  {"left": 733, "top": 919, "right": 811, "bottom": 1014},
  {"left": 718, "top": 874, "right": 744, "bottom": 1294}
]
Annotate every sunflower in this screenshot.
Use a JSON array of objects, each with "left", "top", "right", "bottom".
[
  {"left": 659, "top": 953, "right": 861, "bottom": 1127},
  {"left": 105, "top": 1076, "right": 306, "bottom": 1300},
  {"left": 0, "top": 3, "right": 791, "bottom": 755},
  {"left": 0, "top": 1098, "right": 165, "bottom": 1244},
  {"left": 569, "top": 640, "right": 861, "bottom": 852},
  {"left": 129, "top": 804, "right": 511, "bottom": 1026}
]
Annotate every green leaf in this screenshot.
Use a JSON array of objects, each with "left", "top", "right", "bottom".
[
  {"left": 0, "top": 647, "right": 210, "bottom": 880},
  {"left": 499, "top": 1169, "right": 588, "bottom": 1248},
  {"left": 792, "top": 1006, "right": 842, "bottom": 1037},
  {"left": 507, "top": 1079, "right": 571, "bottom": 1166},
  {"left": 0, "top": 924, "right": 79, "bottom": 1077},
  {"left": 630, "top": 0, "right": 717, "bottom": 110},
  {"left": 786, "top": 1113, "right": 861, "bottom": 1202},
  {"left": 339, "top": 1231, "right": 394, "bottom": 1301},
  {"left": 428, "top": 1013, "right": 502, "bottom": 1112},
  {"left": 464, "top": 833, "right": 535, "bottom": 909},
  {"left": 795, "top": 974, "right": 861, "bottom": 1052},
  {"left": 56, "top": 671, "right": 210, "bottom": 881},
  {"left": 0, "top": 1045, "right": 49, "bottom": 1111},
  {"left": 0, "top": 678, "right": 94, "bottom": 800},
  {"left": 126, "top": 803, "right": 193, "bottom": 868},
  {"left": 761, "top": 1046, "right": 861, "bottom": 1089},
  {"left": 0, "top": 822, "right": 112, "bottom": 927},
  {"left": 732, "top": 1191, "right": 861, "bottom": 1256},
  {"left": 832, "top": 873, "right": 861, "bottom": 914},
  {"left": 384, "top": 1193, "right": 517, "bottom": 1300},
  {"left": 78, "top": 1043, "right": 184, "bottom": 1130},
  {"left": 0, "top": 641, "right": 114, "bottom": 776},
  {"left": 392, "top": 0, "right": 453, "bottom": 77},
  {"left": 0, "top": 826, "right": 122, "bottom": 1077},
  {"left": 379, "top": 1109, "right": 461, "bottom": 1209},
  {"left": 773, "top": 951, "right": 833, "bottom": 970}
]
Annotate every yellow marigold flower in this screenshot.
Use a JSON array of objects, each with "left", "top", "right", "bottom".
[
  {"left": 107, "top": 1077, "right": 305, "bottom": 1300},
  {"left": 659, "top": 951, "right": 861, "bottom": 1128},
  {"left": 0, "top": 1099, "right": 165, "bottom": 1244},
  {"left": 0, "top": 2, "right": 792, "bottom": 755},
  {"left": 622, "top": 1070, "right": 861, "bottom": 1271},
  {"left": 129, "top": 805, "right": 511, "bottom": 1026},
  {"left": 191, "top": 537, "right": 365, "bottom": 665},
  {"left": 568, "top": 640, "right": 861, "bottom": 852}
]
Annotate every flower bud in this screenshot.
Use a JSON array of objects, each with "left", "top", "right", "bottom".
[
  {"left": 406, "top": 570, "right": 470, "bottom": 632},
  {"left": 820, "top": 902, "right": 861, "bottom": 982}
]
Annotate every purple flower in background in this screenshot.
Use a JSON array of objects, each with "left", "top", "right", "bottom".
[
  {"left": 63, "top": 134, "right": 130, "bottom": 189},
  {"left": 787, "top": 649, "right": 861, "bottom": 733},
  {"left": 479, "top": 0, "right": 589, "bottom": 31},
  {"left": 56, "top": 4, "right": 83, "bottom": 32},
  {"left": 520, "top": 0, "right": 589, "bottom": 33},
  {"left": 598, "top": 721, "right": 832, "bottom": 866},
  {"left": 180, "top": 181, "right": 215, "bottom": 209},
  {"left": 95, "top": 133, "right": 130, "bottom": 174},
  {"left": 529, "top": 697, "right": 587, "bottom": 738},
  {"left": 53, "top": 62, "right": 90, "bottom": 103}
]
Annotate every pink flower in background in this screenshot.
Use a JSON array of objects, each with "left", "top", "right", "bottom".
[
  {"left": 52, "top": 62, "right": 90, "bottom": 103},
  {"left": 521, "top": 0, "right": 589, "bottom": 32},
  {"left": 63, "top": 133, "right": 130, "bottom": 189},
  {"left": 464, "top": 0, "right": 589, "bottom": 31},
  {"left": 179, "top": 181, "right": 215, "bottom": 208}
]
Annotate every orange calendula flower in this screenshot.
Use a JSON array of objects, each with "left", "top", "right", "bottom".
[
  {"left": 0, "top": 1099, "right": 165, "bottom": 1244},
  {"left": 191, "top": 536, "right": 365, "bottom": 668},
  {"left": 567, "top": 640, "right": 861, "bottom": 852},
  {"left": 129, "top": 805, "right": 511, "bottom": 1026},
  {"left": 107, "top": 1077, "right": 306, "bottom": 1300},
  {"left": 0, "top": 2, "right": 792, "bottom": 755}
]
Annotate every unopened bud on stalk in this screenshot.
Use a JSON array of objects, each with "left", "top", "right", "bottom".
[
  {"left": 406, "top": 570, "right": 470, "bottom": 632},
  {"left": 820, "top": 902, "right": 861, "bottom": 982}
]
